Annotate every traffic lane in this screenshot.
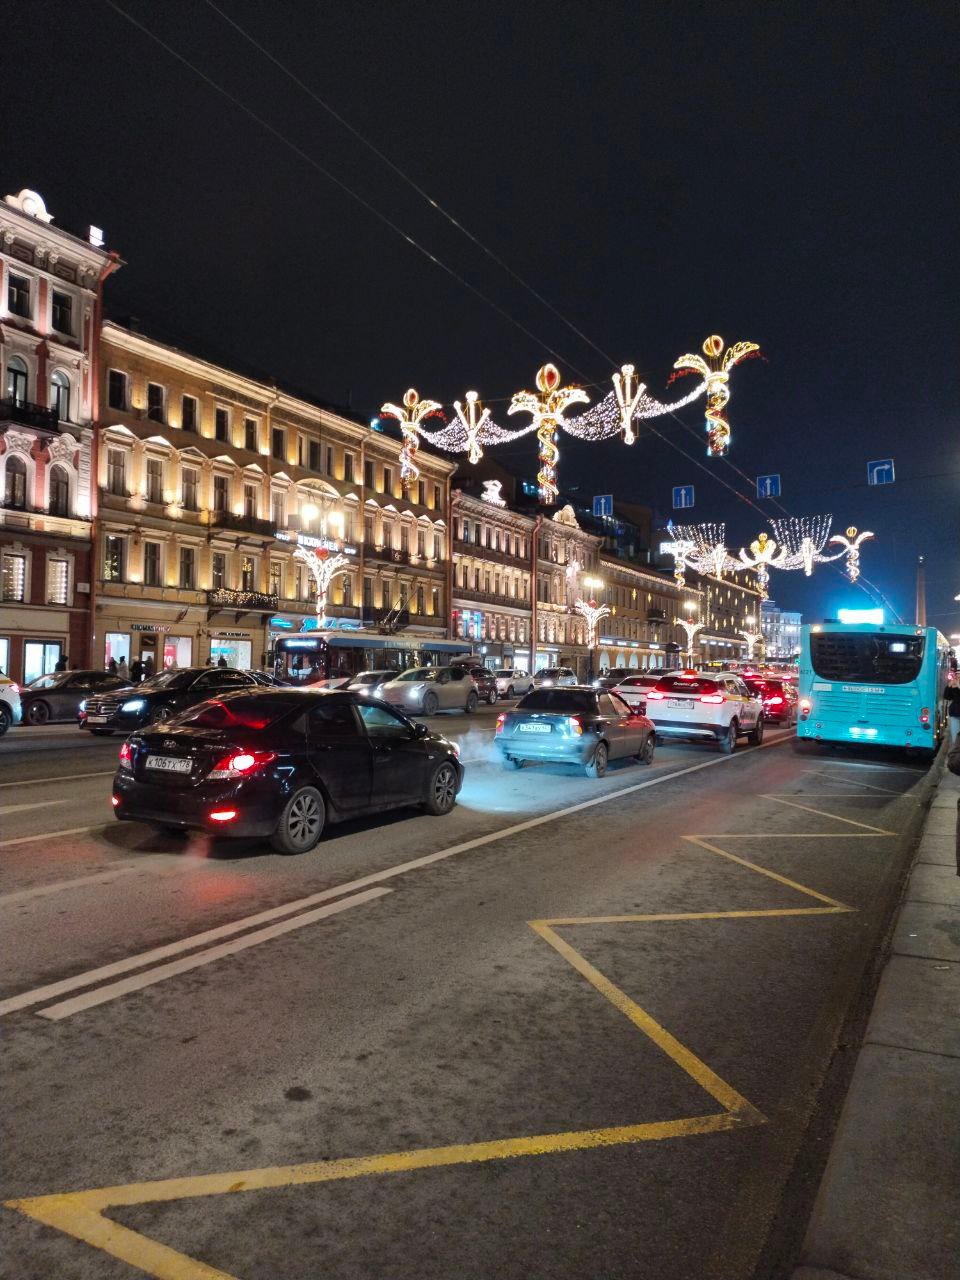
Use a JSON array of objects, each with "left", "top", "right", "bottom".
[
  {"left": 2, "top": 747, "right": 927, "bottom": 1278},
  {"left": 0, "top": 731, "right": 792, "bottom": 1000}
]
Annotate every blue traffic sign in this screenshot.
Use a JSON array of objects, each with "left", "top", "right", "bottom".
[
  {"left": 672, "top": 485, "right": 695, "bottom": 510},
  {"left": 867, "top": 458, "right": 895, "bottom": 485},
  {"left": 593, "top": 493, "right": 614, "bottom": 518},
  {"left": 756, "top": 473, "right": 781, "bottom": 499}
]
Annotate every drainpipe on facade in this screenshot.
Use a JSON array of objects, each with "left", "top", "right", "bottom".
[
  {"left": 530, "top": 514, "right": 542, "bottom": 673},
  {"left": 87, "top": 253, "right": 121, "bottom": 670},
  {"left": 448, "top": 488, "right": 459, "bottom": 643}
]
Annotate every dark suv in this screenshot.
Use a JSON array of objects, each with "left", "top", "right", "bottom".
[
  {"left": 457, "top": 664, "right": 499, "bottom": 705},
  {"left": 79, "top": 667, "right": 258, "bottom": 734}
]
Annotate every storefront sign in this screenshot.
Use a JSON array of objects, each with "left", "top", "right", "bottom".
[
  {"left": 212, "top": 631, "right": 251, "bottom": 639},
  {"left": 269, "top": 616, "right": 295, "bottom": 629},
  {"left": 274, "top": 531, "right": 357, "bottom": 556},
  {"left": 131, "top": 623, "right": 171, "bottom": 633}
]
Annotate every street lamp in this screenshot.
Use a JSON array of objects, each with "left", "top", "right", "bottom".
[
  {"left": 676, "top": 604, "right": 705, "bottom": 668},
  {"left": 575, "top": 577, "right": 609, "bottom": 682}
]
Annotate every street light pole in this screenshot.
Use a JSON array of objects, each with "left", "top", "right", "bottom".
[
  {"left": 575, "top": 575, "right": 609, "bottom": 683},
  {"left": 676, "top": 600, "right": 704, "bottom": 668}
]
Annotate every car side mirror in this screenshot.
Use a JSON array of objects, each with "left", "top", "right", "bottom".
[{"left": 414, "top": 722, "right": 429, "bottom": 738}]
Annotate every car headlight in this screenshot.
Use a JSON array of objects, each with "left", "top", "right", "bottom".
[
  {"left": 78, "top": 699, "right": 87, "bottom": 711},
  {"left": 121, "top": 698, "right": 146, "bottom": 712}
]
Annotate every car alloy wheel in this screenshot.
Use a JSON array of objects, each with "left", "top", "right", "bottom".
[
  {"left": 421, "top": 691, "right": 439, "bottom": 716},
  {"left": 426, "top": 762, "right": 458, "bottom": 815},
  {"left": 748, "top": 714, "right": 764, "bottom": 745},
  {"left": 507, "top": 686, "right": 515, "bottom": 698},
  {"left": 465, "top": 692, "right": 478, "bottom": 714},
  {"left": 0, "top": 706, "right": 11, "bottom": 736},
  {"left": 272, "top": 786, "right": 326, "bottom": 854},
  {"left": 488, "top": 691, "right": 498, "bottom": 705},
  {"left": 27, "top": 701, "right": 50, "bottom": 725},
  {"left": 720, "top": 721, "right": 738, "bottom": 754},
  {"left": 586, "top": 742, "right": 608, "bottom": 778},
  {"left": 639, "top": 734, "right": 655, "bottom": 764}
]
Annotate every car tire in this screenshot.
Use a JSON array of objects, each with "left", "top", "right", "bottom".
[
  {"left": 465, "top": 691, "right": 478, "bottom": 714},
  {"left": 150, "top": 705, "right": 173, "bottom": 725},
  {"left": 748, "top": 715, "right": 764, "bottom": 745},
  {"left": 0, "top": 705, "right": 11, "bottom": 736},
  {"left": 487, "top": 691, "right": 498, "bottom": 705},
  {"left": 424, "top": 761, "right": 458, "bottom": 815},
  {"left": 90, "top": 728, "right": 115, "bottom": 736},
  {"left": 26, "top": 700, "right": 51, "bottom": 725},
  {"left": 586, "top": 742, "right": 608, "bottom": 778},
  {"left": 421, "top": 691, "right": 439, "bottom": 716},
  {"left": 270, "top": 786, "right": 326, "bottom": 854},
  {"left": 638, "top": 734, "right": 655, "bottom": 765},
  {"left": 720, "top": 720, "right": 738, "bottom": 754},
  {"left": 507, "top": 685, "right": 515, "bottom": 698}
]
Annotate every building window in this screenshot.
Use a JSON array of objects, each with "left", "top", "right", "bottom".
[
  {"left": 383, "top": 467, "right": 393, "bottom": 496},
  {"left": 4, "top": 456, "right": 28, "bottom": 509},
  {"left": 143, "top": 541, "right": 161, "bottom": 587},
  {"left": 417, "top": 480, "right": 426, "bottom": 506},
  {"left": 381, "top": 580, "right": 391, "bottom": 609},
  {"left": 271, "top": 426, "right": 285, "bottom": 461},
  {"left": 1, "top": 552, "right": 26, "bottom": 601},
  {"left": 51, "top": 290, "right": 73, "bottom": 335},
  {"left": 106, "top": 448, "right": 127, "bottom": 496},
  {"left": 107, "top": 369, "right": 127, "bottom": 411},
  {"left": 271, "top": 491, "right": 285, "bottom": 527},
  {"left": 142, "top": 457, "right": 162, "bottom": 505},
  {"left": 434, "top": 484, "right": 442, "bottom": 510},
  {"left": 297, "top": 434, "right": 305, "bottom": 466},
  {"left": 294, "top": 563, "right": 304, "bottom": 599},
  {"left": 416, "top": 585, "right": 425, "bottom": 615},
  {"left": 181, "top": 467, "right": 199, "bottom": 511},
  {"left": 181, "top": 395, "right": 197, "bottom": 432},
  {"left": 269, "top": 561, "right": 282, "bottom": 598},
  {"left": 325, "top": 446, "right": 334, "bottom": 476},
  {"left": 211, "top": 552, "right": 226, "bottom": 591},
  {"left": 431, "top": 587, "right": 439, "bottom": 615},
  {"left": 400, "top": 525, "right": 409, "bottom": 554},
  {"left": 364, "top": 514, "right": 375, "bottom": 546},
  {"left": 215, "top": 407, "right": 229, "bottom": 441},
  {"left": 433, "top": 533, "right": 442, "bottom": 561},
  {"left": 417, "top": 529, "right": 426, "bottom": 558},
  {"left": 343, "top": 452, "right": 355, "bottom": 483},
  {"left": 243, "top": 482, "right": 257, "bottom": 519},
  {"left": 49, "top": 464, "right": 70, "bottom": 516},
  {"left": 103, "top": 535, "right": 124, "bottom": 581},
  {"left": 8, "top": 273, "right": 30, "bottom": 318},
  {"left": 244, "top": 418, "right": 257, "bottom": 451},
  {"left": 341, "top": 576, "right": 352, "bottom": 606},
  {"left": 50, "top": 370, "right": 70, "bottom": 421},
  {"left": 6, "top": 356, "right": 28, "bottom": 405},
  {"left": 364, "top": 459, "right": 374, "bottom": 490},
  {"left": 147, "top": 382, "right": 165, "bottom": 423},
  {"left": 240, "top": 556, "right": 255, "bottom": 591},
  {"left": 179, "top": 546, "right": 195, "bottom": 589},
  {"left": 213, "top": 474, "right": 229, "bottom": 512},
  {"left": 309, "top": 439, "right": 320, "bottom": 472}
]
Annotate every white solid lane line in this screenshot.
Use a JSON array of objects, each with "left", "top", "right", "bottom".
[
  {"left": 0, "top": 825, "right": 99, "bottom": 850},
  {"left": 37, "top": 887, "right": 391, "bottom": 1020},
  {"left": 0, "top": 799, "right": 72, "bottom": 816},
  {"left": 0, "top": 865, "right": 146, "bottom": 907},
  {"left": 1, "top": 734, "right": 784, "bottom": 1019},
  {"left": 0, "top": 769, "right": 114, "bottom": 790}
]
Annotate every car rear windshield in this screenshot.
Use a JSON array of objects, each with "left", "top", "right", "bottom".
[
  {"left": 654, "top": 675, "right": 719, "bottom": 695},
  {"left": 619, "top": 675, "right": 658, "bottom": 686},
  {"left": 810, "top": 632, "right": 925, "bottom": 684},
  {"left": 352, "top": 672, "right": 393, "bottom": 685},
  {"left": 518, "top": 689, "right": 597, "bottom": 713},
  {"left": 176, "top": 697, "right": 292, "bottom": 730}
]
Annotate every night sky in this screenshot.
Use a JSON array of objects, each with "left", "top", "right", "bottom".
[{"left": 9, "top": 1, "right": 958, "bottom": 631}]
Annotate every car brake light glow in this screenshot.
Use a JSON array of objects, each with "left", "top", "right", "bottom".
[
  {"left": 567, "top": 716, "right": 583, "bottom": 735},
  {"left": 766, "top": 695, "right": 784, "bottom": 705},
  {"left": 645, "top": 690, "right": 665, "bottom": 700},
  {"left": 209, "top": 808, "right": 238, "bottom": 823},
  {"left": 110, "top": 794, "right": 120, "bottom": 807},
  {"left": 800, "top": 698, "right": 811, "bottom": 718},
  {"left": 699, "top": 693, "right": 725, "bottom": 704},
  {"left": 495, "top": 712, "right": 506, "bottom": 734},
  {"left": 207, "top": 750, "right": 277, "bottom": 780},
  {"left": 118, "top": 741, "right": 133, "bottom": 770},
  {"left": 919, "top": 707, "right": 930, "bottom": 725}
]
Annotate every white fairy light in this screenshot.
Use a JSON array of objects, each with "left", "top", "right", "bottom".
[
  {"left": 770, "top": 515, "right": 837, "bottom": 576},
  {"left": 737, "top": 531, "right": 789, "bottom": 601},
  {"left": 612, "top": 365, "right": 646, "bottom": 445},
  {"left": 452, "top": 390, "right": 491, "bottom": 466},
  {"left": 828, "top": 527, "right": 874, "bottom": 582},
  {"left": 380, "top": 387, "right": 443, "bottom": 491},
  {"left": 508, "top": 363, "right": 589, "bottom": 504},
  {"left": 675, "top": 614, "right": 705, "bottom": 665},
  {"left": 671, "top": 335, "right": 760, "bottom": 457},
  {"left": 293, "top": 545, "right": 350, "bottom": 622}
]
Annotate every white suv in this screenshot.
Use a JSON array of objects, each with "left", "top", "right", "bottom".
[
  {"left": 494, "top": 668, "right": 534, "bottom": 698},
  {"left": 0, "top": 673, "right": 23, "bottom": 736},
  {"left": 611, "top": 673, "right": 663, "bottom": 709},
  {"left": 643, "top": 671, "right": 763, "bottom": 752},
  {"left": 533, "top": 666, "right": 577, "bottom": 688}
]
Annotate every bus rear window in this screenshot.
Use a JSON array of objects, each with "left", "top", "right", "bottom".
[{"left": 810, "top": 633, "right": 924, "bottom": 684}]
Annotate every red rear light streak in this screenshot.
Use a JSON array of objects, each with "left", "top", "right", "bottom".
[
  {"left": 118, "top": 741, "right": 133, "bottom": 770},
  {"left": 209, "top": 809, "right": 238, "bottom": 823},
  {"left": 207, "top": 750, "right": 277, "bottom": 780},
  {"left": 495, "top": 713, "right": 506, "bottom": 734},
  {"left": 699, "top": 693, "right": 725, "bottom": 704},
  {"left": 800, "top": 698, "right": 812, "bottom": 719}
]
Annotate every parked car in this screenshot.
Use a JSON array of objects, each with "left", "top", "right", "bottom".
[
  {"left": 610, "top": 673, "right": 663, "bottom": 709},
  {"left": 593, "top": 667, "right": 634, "bottom": 690},
  {"left": 346, "top": 670, "right": 398, "bottom": 698},
  {"left": 643, "top": 670, "right": 763, "bottom": 752},
  {"left": 379, "top": 666, "right": 479, "bottom": 716},
  {"left": 741, "top": 676, "right": 799, "bottom": 725},
  {"left": 496, "top": 686, "right": 655, "bottom": 777},
  {"left": 0, "top": 673, "right": 22, "bottom": 736},
  {"left": 493, "top": 668, "right": 535, "bottom": 698},
  {"left": 21, "top": 669, "right": 129, "bottom": 724},
  {"left": 456, "top": 664, "right": 499, "bottom": 705},
  {"left": 532, "top": 666, "right": 577, "bottom": 688},
  {"left": 111, "top": 688, "right": 463, "bottom": 851},
  {"left": 79, "top": 666, "right": 259, "bottom": 734}
]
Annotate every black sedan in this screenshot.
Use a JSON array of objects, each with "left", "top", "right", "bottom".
[
  {"left": 112, "top": 688, "right": 463, "bottom": 852},
  {"left": 496, "top": 686, "right": 655, "bottom": 777},
  {"left": 22, "top": 670, "right": 129, "bottom": 724},
  {"left": 80, "top": 666, "right": 258, "bottom": 734}
]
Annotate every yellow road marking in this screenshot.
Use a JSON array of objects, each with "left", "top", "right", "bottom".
[
  {"left": 5, "top": 790, "right": 881, "bottom": 1279},
  {"left": 760, "top": 794, "right": 895, "bottom": 834}
]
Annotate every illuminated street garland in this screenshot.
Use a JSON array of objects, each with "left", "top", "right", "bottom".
[
  {"left": 828, "top": 526, "right": 874, "bottom": 582},
  {"left": 612, "top": 364, "right": 645, "bottom": 445},
  {"left": 672, "top": 522, "right": 740, "bottom": 580},
  {"left": 380, "top": 388, "right": 443, "bottom": 491},
  {"left": 670, "top": 335, "right": 761, "bottom": 457},
  {"left": 769, "top": 515, "right": 838, "bottom": 576},
  {"left": 294, "top": 545, "right": 350, "bottom": 622},
  {"left": 508, "top": 363, "right": 589, "bottom": 505},
  {"left": 575, "top": 597, "right": 612, "bottom": 651},
  {"left": 737, "top": 531, "right": 789, "bottom": 601},
  {"left": 452, "top": 390, "right": 491, "bottom": 466}
]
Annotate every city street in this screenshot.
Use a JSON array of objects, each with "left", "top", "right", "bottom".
[{"left": 1, "top": 711, "right": 933, "bottom": 1280}]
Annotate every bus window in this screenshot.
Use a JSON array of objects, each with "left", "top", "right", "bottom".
[{"left": 811, "top": 632, "right": 924, "bottom": 685}]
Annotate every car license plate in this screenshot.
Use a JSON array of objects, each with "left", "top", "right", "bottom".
[
  {"left": 145, "top": 755, "right": 192, "bottom": 773},
  {"left": 667, "top": 699, "right": 686, "bottom": 708},
  {"left": 519, "top": 722, "right": 550, "bottom": 733},
  {"left": 87, "top": 714, "right": 108, "bottom": 723}
]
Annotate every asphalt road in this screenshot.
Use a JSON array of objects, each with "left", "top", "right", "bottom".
[{"left": 0, "top": 708, "right": 933, "bottom": 1279}]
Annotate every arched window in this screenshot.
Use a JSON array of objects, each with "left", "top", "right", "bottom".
[
  {"left": 49, "top": 465, "right": 70, "bottom": 517},
  {"left": 6, "top": 356, "right": 28, "bottom": 405},
  {"left": 50, "top": 371, "right": 70, "bottom": 422},
  {"left": 4, "top": 456, "right": 27, "bottom": 509}
]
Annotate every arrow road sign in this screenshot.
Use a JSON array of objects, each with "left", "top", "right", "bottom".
[
  {"left": 593, "top": 494, "right": 613, "bottom": 518},
  {"left": 756, "top": 473, "right": 781, "bottom": 498},
  {"left": 672, "top": 485, "right": 695, "bottom": 510},
  {"left": 867, "top": 459, "right": 895, "bottom": 485}
]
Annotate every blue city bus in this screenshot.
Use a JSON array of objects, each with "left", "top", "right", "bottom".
[
  {"left": 274, "top": 632, "right": 475, "bottom": 686},
  {"left": 797, "top": 621, "right": 950, "bottom": 756}
]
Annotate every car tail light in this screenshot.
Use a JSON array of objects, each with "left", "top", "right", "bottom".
[
  {"left": 495, "top": 712, "right": 506, "bottom": 734},
  {"left": 645, "top": 690, "right": 665, "bottom": 701},
  {"left": 209, "top": 808, "right": 238, "bottom": 823},
  {"left": 699, "top": 693, "right": 725, "bottom": 704},
  {"left": 800, "top": 698, "right": 812, "bottom": 719},
  {"left": 766, "top": 695, "right": 784, "bottom": 705},
  {"left": 118, "top": 741, "right": 133, "bottom": 771},
  {"left": 207, "top": 750, "right": 277, "bottom": 780},
  {"left": 567, "top": 716, "right": 583, "bottom": 735},
  {"left": 110, "top": 794, "right": 120, "bottom": 808},
  {"left": 920, "top": 706, "right": 930, "bottom": 726}
]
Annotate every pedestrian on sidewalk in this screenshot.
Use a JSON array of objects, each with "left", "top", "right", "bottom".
[
  {"left": 944, "top": 672, "right": 960, "bottom": 745},
  {"left": 117, "top": 657, "right": 130, "bottom": 682}
]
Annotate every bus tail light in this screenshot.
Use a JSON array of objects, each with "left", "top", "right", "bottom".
[
  {"left": 800, "top": 699, "right": 812, "bottom": 719},
  {"left": 699, "top": 693, "right": 725, "bottom": 704},
  {"left": 919, "top": 706, "right": 930, "bottom": 727}
]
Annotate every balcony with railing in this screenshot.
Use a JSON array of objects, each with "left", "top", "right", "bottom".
[
  {"left": 0, "top": 399, "right": 59, "bottom": 431},
  {"left": 205, "top": 510, "right": 277, "bottom": 539},
  {"left": 206, "top": 588, "right": 280, "bottom": 612},
  {"left": 452, "top": 537, "right": 528, "bottom": 569},
  {"left": 455, "top": 583, "right": 531, "bottom": 610}
]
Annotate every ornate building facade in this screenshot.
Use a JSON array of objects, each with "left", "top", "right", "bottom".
[
  {"left": 596, "top": 554, "right": 702, "bottom": 670},
  {"left": 533, "top": 505, "right": 603, "bottom": 677},
  {"left": 95, "top": 323, "right": 454, "bottom": 671},
  {"left": 0, "top": 189, "right": 117, "bottom": 681}
]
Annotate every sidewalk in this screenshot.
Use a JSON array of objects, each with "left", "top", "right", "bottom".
[{"left": 790, "top": 763, "right": 960, "bottom": 1280}]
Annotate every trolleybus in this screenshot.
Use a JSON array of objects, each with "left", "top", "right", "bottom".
[{"left": 273, "top": 632, "right": 475, "bottom": 687}]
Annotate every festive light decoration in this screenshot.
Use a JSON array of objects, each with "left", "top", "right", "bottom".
[
  {"left": 612, "top": 364, "right": 646, "bottom": 445},
  {"left": 672, "top": 522, "right": 740, "bottom": 580},
  {"left": 737, "top": 531, "right": 789, "bottom": 601},
  {"left": 480, "top": 479, "right": 506, "bottom": 507},
  {"left": 671, "top": 335, "right": 760, "bottom": 457},
  {"left": 508, "top": 363, "right": 589, "bottom": 504},
  {"left": 452, "top": 390, "right": 491, "bottom": 466},
  {"left": 828, "top": 526, "right": 874, "bottom": 583},
  {"left": 738, "top": 624, "right": 764, "bottom": 661},
  {"left": 558, "top": 380, "right": 708, "bottom": 442},
  {"left": 661, "top": 534, "right": 698, "bottom": 587},
  {"left": 575, "top": 597, "right": 612, "bottom": 653},
  {"left": 380, "top": 387, "right": 442, "bottom": 491},
  {"left": 770, "top": 515, "right": 836, "bottom": 576},
  {"left": 294, "top": 545, "right": 350, "bottom": 622},
  {"left": 675, "top": 614, "right": 705, "bottom": 665}
]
